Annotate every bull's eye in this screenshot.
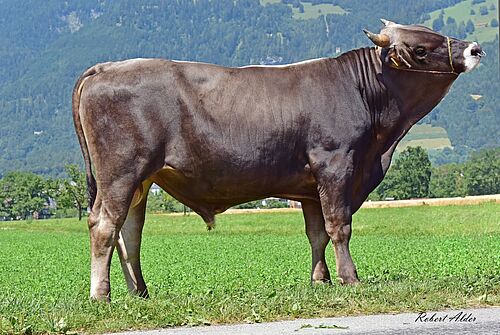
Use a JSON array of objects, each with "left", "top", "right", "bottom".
[{"left": 415, "top": 47, "right": 427, "bottom": 57}]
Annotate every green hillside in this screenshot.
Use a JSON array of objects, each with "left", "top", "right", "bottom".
[
  {"left": 260, "top": 0, "right": 282, "bottom": 4},
  {"left": 292, "top": 3, "right": 347, "bottom": 19},
  {"left": 261, "top": 0, "right": 348, "bottom": 19},
  {"left": 397, "top": 124, "right": 452, "bottom": 151},
  {"left": 0, "top": 0, "right": 497, "bottom": 176},
  {"left": 423, "top": 0, "right": 499, "bottom": 42}
]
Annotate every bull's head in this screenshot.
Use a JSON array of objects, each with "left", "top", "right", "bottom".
[{"left": 363, "top": 19, "right": 484, "bottom": 75}]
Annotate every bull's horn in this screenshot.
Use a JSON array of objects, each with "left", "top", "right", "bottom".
[
  {"left": 363, "top": 29, "right": 391, "bottom": 47},
  {"left": 380, "top": 18, "right": 396, "bottom": 26}
]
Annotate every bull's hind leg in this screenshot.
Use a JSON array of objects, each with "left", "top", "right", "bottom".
[
  {"left": 88, "top": 177, "right": 138, "bottom": 301},
  {"left": 302, "top": 200, "right": 331, "bottom": 283},
  {"left": 115, "top": 180, "right": 152, "bottom": 298}
]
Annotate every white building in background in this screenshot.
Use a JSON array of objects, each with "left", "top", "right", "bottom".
[{"left": 150, "top": 184, "right": 162, "bottom": 195}]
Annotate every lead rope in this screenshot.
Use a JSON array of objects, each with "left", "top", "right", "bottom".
[
  {"left": 390, "top": 36, "right": 458, "bottom": 76},
  {"left": 447, "top": 36, "right": 456, "bottom": 74}
]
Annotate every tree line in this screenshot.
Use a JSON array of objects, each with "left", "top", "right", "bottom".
[
  {"left": 0, "top": 165, "right": 87, "bottom": 221},
  {"left": 371, "top": 146, "right": 499, "bottom": 200},
  {"left": 1, "top": 146, "right": 498, "bottom": 220}
]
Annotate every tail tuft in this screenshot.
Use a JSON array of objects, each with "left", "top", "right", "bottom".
[{"left": 87, "top": 174, "right": 97, "bottom": 209}]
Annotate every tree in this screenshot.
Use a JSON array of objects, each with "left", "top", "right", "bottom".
[
  {"left": 162, "top": 192, "right": 184, "bottom": 213},
  {"left": 463, "top": 148, "right": 500, "bottom": 195},
  {"left": 56, "top": 165, "right": 88, "bottom": 220},
  {"left": 479, "top": 6, "right": 489, "bottom": 15},
  {"left": 441, "top": 21, "right": 458, "bottom": 37},
  {"left": 146, "top": 191, "right": 166, "bottom": 213},
  {"left": 457, "top": 21, "right": 467, "bottom": 39},
  {"left": 146, "top": 188, "right": 184, "bottom": 213},
  {"left": 376, "top": 147, "right": 432, "bottom": 200},
  {"left": 0, "top": 172, "right": 52, "bottom": 219},
  {"left": 432, "top": 14, "right": 445, "bottom": 31},
  {"left": 491, "top": 18, "right": 499, "bottom": 28},
  {"left": 429, "top": 164, "right": 466, "bottom": 198},
  {"left": 466, "top": 19, "right": 475, "bottom": 34}
]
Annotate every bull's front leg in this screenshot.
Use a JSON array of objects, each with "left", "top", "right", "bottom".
[{"left": 308, "top": 148, "right": 359, "bottom": 285}]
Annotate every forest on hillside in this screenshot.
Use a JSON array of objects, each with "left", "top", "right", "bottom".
[{"left": 0, "top": 0, "right": 497, "bottom": 176}]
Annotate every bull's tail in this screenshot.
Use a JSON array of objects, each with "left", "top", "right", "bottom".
[{"left": 72, "top": 66, "right": 98, "bottom": 209}]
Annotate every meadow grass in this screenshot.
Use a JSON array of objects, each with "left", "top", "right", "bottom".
[
  {"left": 423, "top": 0, "right": 499, "bottom": 43},
  {"left": 402, "top": 124, "right": 449, "bottom": 141},
  {"left": 259, "top": 1, "right": 347, "bottom": 19},
  {"left": 397, "top": 124, "right": 451, "bottom": 151},
  {"left": 0, "top": 203, "right": 499, "bottom": 334},
  {"left": 292, "top": 3, "right": 347, "bottom": 20},
  {"left": 260, "top": 0, "right": 281, "bottom": 5},
  {"left": 397, "top": 138, "right": 452, "bottom": 151}
]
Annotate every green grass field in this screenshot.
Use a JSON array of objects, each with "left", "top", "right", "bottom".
[
  {"left": 397, "top": 124, "right": 452, "bottom": 151},
  {"left": 292, "top": 3, "right": 347, "bottom": 20},
  {"left": 260, "top": 0, "right": 281, "bottom": 5},
  {"left": 423, "top": 0, "right": 499, "bottom": 43},
  {"left": 1, "top": 204, "right": 499, "bottom": 334},
  {"left": 260, "top": 0, "right": 347, "bottom": 19}
]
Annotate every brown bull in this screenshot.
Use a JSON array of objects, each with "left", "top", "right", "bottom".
[{"left": 73, "top": 20, "right": 483, "bottom": 300}]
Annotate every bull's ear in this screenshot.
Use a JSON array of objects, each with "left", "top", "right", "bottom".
[
  {"left": 363, "top": 29, "right": 391, "bottom": 47},
  {"left": 380, "top": 18, "right": 397, "bottom": 27}
]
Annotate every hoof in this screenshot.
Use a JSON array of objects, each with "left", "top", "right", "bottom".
[
  {"left": 90, "top": 287, "right": 111, "bottom": 302},
  {"left": 311, "top": 278, "right": 331, "bottom": 285},
  {"left": 90, "top": 294, "right": 111, "bottom": 303},
  {"left": 133, "top": 288, "right": 150, "bottom": 299},
  {"left": 337, "top": 277, "right": 360, "bottom": 285}
]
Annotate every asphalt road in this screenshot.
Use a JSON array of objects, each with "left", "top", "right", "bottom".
[{"left": 108, "top": 307, "right": 499, "bottom": 335}]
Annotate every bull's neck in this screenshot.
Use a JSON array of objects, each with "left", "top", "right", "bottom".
[
  {"left": 333, "top": 47, "right": 390, "bottom": 139},
  {"left": 380, "top": 63, "right": 456, "bottom": 127},
  {"left": 332, "top": 47, "right": 456, "bottom": 150}
]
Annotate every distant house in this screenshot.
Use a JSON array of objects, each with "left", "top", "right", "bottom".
[
  {"left": 32, "top": 208, "right": 52, "bottom": 220},
  {"left": 150, "top": 184, "right": 162, "bottom": 195}
]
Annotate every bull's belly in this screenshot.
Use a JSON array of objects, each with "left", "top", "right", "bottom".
[{"left": 145, "top": 166, "right": 318, "bottom": 221}]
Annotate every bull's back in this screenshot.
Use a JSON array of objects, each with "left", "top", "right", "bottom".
[{"left": 79, "top": 58, "right": 324, "bottom": 210}]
